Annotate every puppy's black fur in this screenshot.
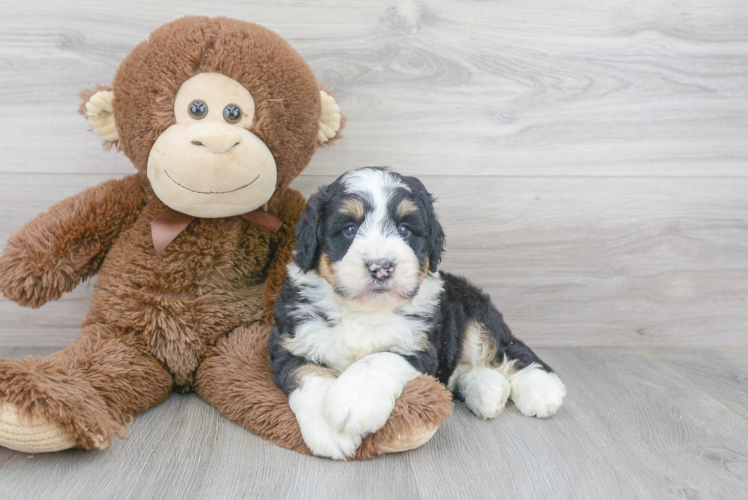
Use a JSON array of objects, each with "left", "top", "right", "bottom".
[
  {"left": 271, "top": 168, "right": 557, "bottom": 403},
  {"left": 428, "top": 272, "right": 553, "bottom": 386}
]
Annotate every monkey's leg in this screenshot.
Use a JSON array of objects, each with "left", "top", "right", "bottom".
[
  {"left": 0, "top": 325, "right": 172, "bottom": 453},
  {"left": 195, "top": 324, "right": 453, "bottom": 460}
]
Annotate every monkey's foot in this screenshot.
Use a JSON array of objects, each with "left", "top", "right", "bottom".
[
  {"left": 0, "top": 403, "right": 77, "bottom": 453},
  {"left": 378, "top": 422, "right": 440, "bottom": 454},
  {"left": 353, "top": 374, "right": 453, "bottom": 460}
]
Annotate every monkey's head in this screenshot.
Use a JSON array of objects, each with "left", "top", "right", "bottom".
[{"left": 81, "top": 17, "right": 342, "bottom": 218}]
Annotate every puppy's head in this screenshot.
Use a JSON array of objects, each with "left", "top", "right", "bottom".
[{"left": 294, "top": 167, "right": 445, "bottom": 308}]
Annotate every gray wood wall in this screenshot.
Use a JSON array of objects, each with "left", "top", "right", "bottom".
[{"left": 0, "top": 0, "right": 746, "bottom": 347}]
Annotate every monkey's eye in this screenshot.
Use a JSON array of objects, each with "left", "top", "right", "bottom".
[
  {"left": 223, "top": 104, "right": 242, "bottom": 124},
  {"left": 188, "top": 100, "right": 208, "bottom": 120},
  {"left": 398, "top": 224, "right": 410, "bottom": 237},
  {"left": 343, "top": 224, "right": 357, "bottom": 238}
]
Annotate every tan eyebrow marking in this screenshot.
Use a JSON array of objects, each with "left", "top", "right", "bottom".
[
  {"left": 338, "top": 197, "right": 365, "bottom": 219},
  {"left": 397, "top": 198, "right": 419, "bottom": 218}
]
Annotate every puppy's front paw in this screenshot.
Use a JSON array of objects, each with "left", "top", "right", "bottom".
[
  {"left": 509, "top": 366, "right": 566, "bottom": 418},
  {"left": 321, "top": 353, "right": 419, "bottom": 438},
  {"left": 296, "top": 413, "right": 362, "bottom": 460},
  {"left": 323, "top": 373, "right": 397, "bottom": 437},
  {"left": 288, "top": 376, "right": 362, "bottom": 460}
]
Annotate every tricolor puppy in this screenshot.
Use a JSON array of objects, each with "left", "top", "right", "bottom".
[{"left": 270, "top": 168, "right": 566, "bottom": 459}]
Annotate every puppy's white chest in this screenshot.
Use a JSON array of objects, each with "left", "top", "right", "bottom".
[
  {"left": 289, "top": 308, "right": 427, "bottom": 374},
  {"left": 284, "top": 265, "right": 443, "bottom": 375}
]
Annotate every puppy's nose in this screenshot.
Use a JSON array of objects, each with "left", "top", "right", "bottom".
[{"left": 368, "top": 260, "right": 394, "bottom": 280}]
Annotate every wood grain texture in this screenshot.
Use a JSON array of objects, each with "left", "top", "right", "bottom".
[
  {"left": 1, "top": 0, "right": 747, "bottom": 346},
  {"left": 657, "top": 348, "right": 748, "bottom": 420},
  {"left": 1, "top": 0, "right": 747, "bottom": 177},
  {"left": 1, "top": 347, "right": 747, "bottom": 499},
  {"left": 1, "top": 173, "right": 746, "bottom": 346}
]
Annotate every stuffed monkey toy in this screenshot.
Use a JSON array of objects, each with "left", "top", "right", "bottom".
[{"left": 0, "top": 17, "right": 452, "bottom": 459}]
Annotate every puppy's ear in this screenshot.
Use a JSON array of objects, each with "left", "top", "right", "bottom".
[
  {"left": 294, "top": 186, "right": 331, "bottom": 272},
  {"left": 407, "top": 176, "right": 446, "bottom": 273}
]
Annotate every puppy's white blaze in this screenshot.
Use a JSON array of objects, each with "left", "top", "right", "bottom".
[
  {"left": 285, "top": 263, "right": 443, "bottom": 374},
  {"left": 342, "top": 169, "right": 406, "bottom": 242},
  {"left": 508, "top": 363, "right": 567, "bottom": 418},
  {"left": 323, "top": 353, "right": 420, "bottom": 436},
  {"left": 288, "top": 375, "right": 362, "bottom": 460},
  {"left": 341, "top": 168, "right": 409, "bottom": 211},
  {"left": 335, "top": 169, "right": 421, "bottom": 307}
]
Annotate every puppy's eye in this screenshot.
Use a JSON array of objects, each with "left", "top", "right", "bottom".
[
  {"left": 189, "top": 100, "right": 208, "bottom": 119},
  {"left": 398, "top": 224, "right": 410, "bottom": 237},
  {"left": 223, "top": 104, "right": 242, "bottom": 124},
  {"left": 343, "top": 224, "right": 357, "bottom": 237}
]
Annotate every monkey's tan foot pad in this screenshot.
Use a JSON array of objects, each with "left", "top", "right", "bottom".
[
  {"left": 378, "top": 422, "right": 440, "bottom": 454},
  {"left": 0, "top": 403, "right": 77, "bottom": 453}
]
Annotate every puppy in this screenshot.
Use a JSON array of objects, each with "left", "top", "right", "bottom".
[{"left": 270, "top": 167, "right": 566, "bottom": 459}]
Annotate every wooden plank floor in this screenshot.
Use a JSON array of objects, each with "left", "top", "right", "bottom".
[
  {"left": 1, "top": 347, "right": 746, "bottom": 500},
  {"left": 1, "top": 0, "right": 748, "bottom": 347}
]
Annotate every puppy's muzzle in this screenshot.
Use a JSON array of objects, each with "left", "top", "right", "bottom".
[{"left": 368, "top": 260, "right": 394, "bottom": 281}]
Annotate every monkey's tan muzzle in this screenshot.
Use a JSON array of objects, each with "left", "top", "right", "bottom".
[{"left": 188, "top": 122, "right": 243, "bottom": 154}]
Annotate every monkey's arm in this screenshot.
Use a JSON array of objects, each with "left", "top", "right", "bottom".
[
  {"left": 0, "top": 174, "right": 147, "bottom": 308},
  {"left": 262, "top": 188, "right": 307, "bottom": 323}
]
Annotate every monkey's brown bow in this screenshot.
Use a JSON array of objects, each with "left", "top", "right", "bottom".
[{"left": 150, "top": 204, "right": 282, "bottom": 256}]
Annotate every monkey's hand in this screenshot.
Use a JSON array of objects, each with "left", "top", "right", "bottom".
[{"left": 0, "top": 174, "right": 146, "bottom": 307}]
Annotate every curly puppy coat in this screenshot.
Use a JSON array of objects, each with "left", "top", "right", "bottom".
[{"left": 271, "top": 168, "right": 567, "bottom": 459}]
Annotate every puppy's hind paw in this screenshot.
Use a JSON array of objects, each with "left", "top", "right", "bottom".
[
  {"left": 456, "top": 367, "right": 511, "bottom": 420},
  {"left": 509, "top": 365, "right": 566, "bottom": 418}
]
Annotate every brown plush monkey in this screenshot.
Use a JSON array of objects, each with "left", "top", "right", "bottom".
[{"left": 0, "top": 17, "right": 451, "bottom": 459}]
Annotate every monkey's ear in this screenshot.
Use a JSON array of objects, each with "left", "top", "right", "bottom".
[
  {"left": 79, "top": 87, "right": 119, "bottom": 147},
  {"left": 317, "top": 90, "right": 344, "bottom": 146}
]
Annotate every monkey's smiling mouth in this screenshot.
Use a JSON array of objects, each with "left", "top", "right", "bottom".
[{"left": 164, "top": 170, "right": 261, "bottom": 194}]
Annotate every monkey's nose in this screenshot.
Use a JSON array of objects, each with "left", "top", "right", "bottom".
[
  {"left": 367, "top": 260, "right": 395, "bottom": 280},
  {"left": 188, "top": 122, "right": 242, "bottom": 154}
]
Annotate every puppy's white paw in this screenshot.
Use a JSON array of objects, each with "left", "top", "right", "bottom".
[
  {"left": 296, "top": 412, "right": 362, "bottom": 460},
  {"left": 288, "top": 376, "right": 362, "bottom": 460},
  {"left": 509, "top": 364, "right": 566, "bottom": 418},
  {"left": 456, "top": 367, "right": 511, "bottom": 419},
  {"left": 323, "top": 353, "right": 420, "bottom": 436},
  {"left": 323, "top": 374, "right": 397, "bottom": 436}
]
